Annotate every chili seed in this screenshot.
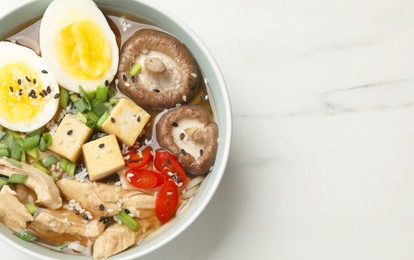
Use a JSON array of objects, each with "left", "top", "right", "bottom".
[
  {"left": 67, "top": 130, "right": 73, "bottom": 135},
  {"left": 99, "top": 204, "right": 105, "bottom": 211},
  {"left": 54, "top": 93, "right": 60, "bottom": 99},
  {"left": 172, "top": 122, "right": 178, "bottom": 127},
  {"left": 180, "top": 133, "right": 185, "bottom": 140},
  {"left": 181, "top": 149, "right": 187, "bottom": 155},
  {"left": 99, "top": 143, "right": 105, "bottom": 148},
  {"left": 122, "top": 74, "right": 127, "bottom": 81}
]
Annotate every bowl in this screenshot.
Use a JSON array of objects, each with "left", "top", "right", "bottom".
[{"left": 0, "top": 0, "right": 232, "bottom": 259}]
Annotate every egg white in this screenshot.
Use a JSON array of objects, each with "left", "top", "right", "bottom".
[
  {"left": 39, "top": 0, "right": 119, "bottom": 93},
  {"left": 0, "top": 41, "right": 59, "bottom": 132}
]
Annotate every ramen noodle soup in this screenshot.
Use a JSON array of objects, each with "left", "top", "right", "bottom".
[{"left": 0, "top": 0, "right": 218, "bottom": 258}]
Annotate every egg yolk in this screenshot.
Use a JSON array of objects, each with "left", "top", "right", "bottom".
[
  {"left": 55, "top": 20, "right": 111, "bottom": 80},
  {"left": 0, "top": 63, "right": 45, "bottom": 123}
]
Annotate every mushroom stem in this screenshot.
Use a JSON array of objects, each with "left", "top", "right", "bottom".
[
  {"left": 145, "top": 57, "right": 165, "bottom": 73},
  {"left": 184, "top": 127, "right": 203, "bottom": 141}
]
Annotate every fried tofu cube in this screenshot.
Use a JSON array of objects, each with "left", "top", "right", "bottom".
[
  {"left": 101, "top": 98, "right": 150, "bottom": 146},
  {"left": 82, "top": 135, "right": 125, "bottom": 181},
  {"left": 48, "top": 114, "right": 93, "bottom": 162}
]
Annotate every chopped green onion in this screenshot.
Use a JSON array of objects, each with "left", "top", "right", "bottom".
[
  {"left": 10, "top": 140, "right": 23, "bottom": 161},
  {"left": 41, "top": 156, "right": 59, "bottom": 167},
  {"left": 60, "top": 88, "right": 69, "bottom": 108},
  {"left": 0, "top": 143, "right": 7, "bottom": 150},
  {"left": 95, "top": 86, "right": 109, "bottom": 102},
  {"left": 115, "top": 209, "right": 140, "bottom": 232},
  {"left": 70, "top": 93, "right": 80, "bottom": 102},
  {"left": 0, "top": 149, "right": 9, "bottom": 157},
  {"left": 86, "top": 92, "right": 96, "bottom": 103},
  {"left": 92, "top": 100, "right": 108, "bottom": 117},
  {"left": 33, "top": 161, "right": 49, "bottom": 173},
  {"left": 60, "top": 158, "right": 69, "bottom": 172},
  {"left": 78, "top": 85, "right": 92, "bottom": 103},
  {"left": 26, "top": 147, "right": 38, "bottom": 159},
  {"left": 14, "top": 230, "right": 37, "bottom": 242},
  {"left": 51, "top": 171, "right": 59, "bottom": 182},
  {"left": 20, "top": 149, "right": 26, "bottom": 162},
  {"left": 8, "top": 174, "right": 28, "bottom": 184},
  {"left": 86, "top": 111, "right": 100, "bottom": 122},
  {"left": 0, "top": 178, "right": 8, "bottom": 189},
  {"left": 109, "top": 98, "right": 119, "bottom": 106},
  {"left": 51, "top": 242, "right": 68, "bottom": 252},
  {"left": 96, "top": 111, "right": 110, "bottom": 128},
  {"left": 86, "top": 120, "right": 97, "bottom": 128},
  {"left": 76, "top": 112, "right": 88, "bottom": 123},
  {"left": 108, "top": 88, "right": 117, "bottom": 99},
  {"left": 26, "top": 128, "right": 43, "bottom": 138},
  {"left": 66, "top": 161, "right": 76, "bottom": 176},
  {"left": 3, "top": 132, "right": 14, "bottom": 150},
  {"left": 74, "top": 98, "right": 90, "bottom": 112},
  {"left": 129, "top": 63, "right": 142, "bottom": 76},
  {"left": 39, "top": 133, "right": 53, "bottom": 152},
  {"left": 5, "top": 157, "right": 22, "bottom": 167},
  {"left": 0, "top": 130, "right": 6, "bottom": 140},
  {"left": 25, "top": 203, "right": 38, "bottom": 215},
  {"left": 23, "top": 135, "right": 40, "bottom": 150}
]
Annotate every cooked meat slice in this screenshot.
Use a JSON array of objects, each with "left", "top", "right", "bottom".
[
  {"left": 0, "top": 158, "right": 62, "bottom": 209},
  {"left": 15, "top": 184, "right": 37, "bottom": 204},
  {"left": 29, "top": 210, "right": 104, "bottom": 239},
  {"left": 93, "top": 224, "right": 139, "bottom": 259},
  {"left": 0, "top": 185, "right": 33, "bottom": 231},
  {"left": 156, "top": 105, "right": 219, "bottom": 175},
  {"left": 57, "top": 179, "right": 155, "bottom": 217}
]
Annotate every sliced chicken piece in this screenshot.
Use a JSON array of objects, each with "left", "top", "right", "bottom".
[
  {"left": 0, "top": 158, "right": 62, "bottom": 209},
  {"left": 0, "top": 185, "right": 34, "bottom": 231},
  {"left": 29, "top": 210, "right": 104, "bottom": 239},
  {"left": 57, "top": 179, "right": 155, "bottom": 217},
  {"left": 93, "top": 224, "right": 139, "bottom": 259}
]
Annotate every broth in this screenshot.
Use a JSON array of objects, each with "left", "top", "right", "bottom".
[{"left": 1, "top": 7, "right": 215, "bottom": 257}]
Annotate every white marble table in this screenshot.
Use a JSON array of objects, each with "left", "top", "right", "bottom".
[{"left": 2, "top": 0, "right": 414, "bottom": 259}]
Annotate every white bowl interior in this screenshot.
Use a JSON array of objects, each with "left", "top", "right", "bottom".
[{"left": 0, "top": 0, "right": 232, "bottom": 259}]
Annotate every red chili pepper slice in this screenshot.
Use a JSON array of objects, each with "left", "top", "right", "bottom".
[
  {"left": 124, "top": 168, "right": 164, "bottom": 190},
  {"left": 154, "top": 149, "right": 187, "bottom": 189},
  {"left": 125, "top": 146, "right": 153, "bottom": 169},
  {"left": 155, "top": 180, "right": 179, "bottom": 223}
]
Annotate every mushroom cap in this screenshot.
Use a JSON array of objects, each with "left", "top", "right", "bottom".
[
  {"left": 156, "top": 105, "right": 218, "bottom": 175},
  {"left": 118, "top": 29, "right": 199, "bottom": 111}
]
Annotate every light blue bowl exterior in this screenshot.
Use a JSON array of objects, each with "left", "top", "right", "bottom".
[{"left": 0, "top": 0, "right": 232, "bottom": 259}]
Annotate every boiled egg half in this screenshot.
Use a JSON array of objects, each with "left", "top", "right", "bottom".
[
  {"left": 39, "top": 0, "right": 119, "bottom": 93},
  {"left": 0, "top": 42, "right": 59, "bottom": 132}
]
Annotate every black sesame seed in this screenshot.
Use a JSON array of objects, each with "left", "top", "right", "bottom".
[
  {"left": 39, "top": 92, "right": 44, "bottom": 98},
  {"left": 153, "top": 89, "right": 160, "bottom": 93},
  {"left": 9, "top": 86, "right": 13, "bottom": 92},
  {"left": 41, "top": 70, "right": 48, "bottom": 74},
  {"left": 17, "top": 79, "right": 21, "bottom": 85},
  {"left": 172, "top": 122, "right": 178, "bottom": 127},
  {"left": 111, "top": 117, "right": 116, "bottom": 123},
  {"left": 105, "top": 80, "right": 109, "bottom": 86},
  {"left": 131, "top": 76, "right": 135, "bottom": 82},
  {"left": 54, "top": 93, "right": 60, "bottom": 99},
  {"left": 122, "top": 74, "right": 127, "bottom": 81},
  {"left": 171, "top": 175, "right": 177, "bottom": 182},
  {"left": 165, "top": 158, "right": 170, "bottom": 165},
  {"left": 99, "top": 143, "right": 105, "bottom": 148},
  {"left": 103, "top": 217, "right": 108, "bottom": 224},
  {"left": 180, "top": 133, "right": 185, "bottom": 140},
  {"left": 98, "top": 216, "right": 105, "bottom": 222},
  {"left": 29, "top": 89, "right": 35, "bottom": 96},
  {"left": 33, "top": 78, "right": 37, "bottom": 84},
  {"left": 99, "top": 204, "right": 105, "bottom": 211},
  {"left": 19, "top": 89, "right": 23, "bottom": 96},
  {"left": 25, "top": 76, "right": 31, "bottom": 82},
  {"left": 42, "top": 89, "right": 47, "bottom": 96},
  {"left": 82, "top": 215, "right": 89, "bottom": 220},
  {"left": 181, "top": 149, "right": 187, "bottom": 155},
  {"left": 128, "top": 158, "right": 133, "bottom": 163},
  {"left": 124, "top": 208, "right": 130, "bottom": 214},
  {"left": 200, "top": 149, "right": 204, "bottom": 156},
  {"left": 200, "top": 94, "right": 207, "bottom": 101},
  {"left": 46, "top": 86, "right": 51, "bottom": 93},
  {"left": 177, "top": 177, "right": 183, "bottom": 184},
  {"left": 67, "top": 130, "right": 73, "bottom": 135},
  {"left": 74, "top": 210, "right": 80, "bottom": 215},
  {"left": 137, "top": 116, "right": 141, "bottom": 123}
]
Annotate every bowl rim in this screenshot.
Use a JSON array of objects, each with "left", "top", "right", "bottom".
[{"left": 0, "top": 0, "right": 232, "bottom": 259}]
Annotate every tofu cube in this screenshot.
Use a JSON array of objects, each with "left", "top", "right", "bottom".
[
  {"left": 82, "top": 135, "right": 125, "bottom": 181},
  {"left": 101, "top": 98, "right": 150, "bottom": 146},
  {"left": 48, "top": 114, "right": 93, "bottom": 162}
]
